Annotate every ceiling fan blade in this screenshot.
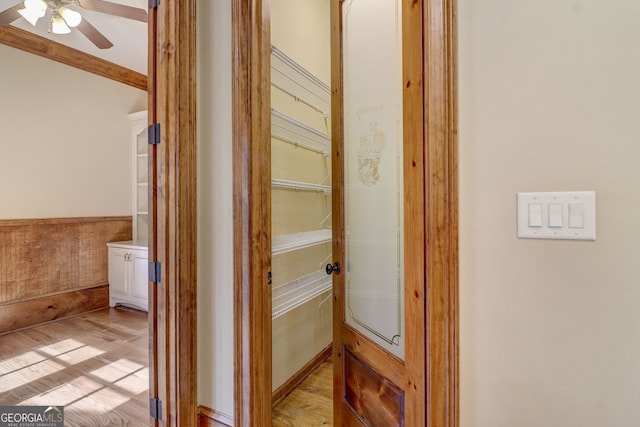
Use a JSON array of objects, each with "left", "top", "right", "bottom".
[
  {"left": 77, "top": 0, "right": 148, "bottom": 23},
  {"left": 0, "top": 3, "right": 23, "bottom": 26},
  {"left": 76, "top": 18, "right": 114, "bottom": 49}
]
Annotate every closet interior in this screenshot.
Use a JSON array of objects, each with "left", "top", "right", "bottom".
[{"left": 270, "top": 0, "right": 333, "bottom": 395}]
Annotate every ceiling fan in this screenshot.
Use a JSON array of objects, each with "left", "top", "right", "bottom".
[{"left": 0, "top": 0, "right": 147, "bottom": 49}]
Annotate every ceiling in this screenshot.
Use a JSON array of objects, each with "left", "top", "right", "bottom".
[{"left": 0, "top": 0, "right": 148, "bottom": 74}]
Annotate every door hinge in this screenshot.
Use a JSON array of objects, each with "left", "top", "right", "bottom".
[
  {"left": 149, "top": 0, "right": 160, "bottom": 10},
  {"left": 267, "top": 271, "right": 272, "bottom": 286},
  {"left": 149, "top": 261, "right": 161, "bottom": 283},
  {"left": 148, "top": 123, "right": 161, "bottom": 145},
  {"left": 150, "top": 397, "right": 162, "bottom": 420}
]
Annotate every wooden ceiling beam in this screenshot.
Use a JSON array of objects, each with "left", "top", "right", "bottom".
[{"left": 0, "top": 26, "right": 147, "bottom": 91}]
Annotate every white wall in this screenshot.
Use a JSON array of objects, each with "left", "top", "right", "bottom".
[
  {"left": 197, "top": 0, "right": 234, "bottom": 418},
  {"left": 0, "top": 45, "right": 146, "bottom": 220},
  {"left": 459, "top": 1, "right": 640, "bottom": 426}
]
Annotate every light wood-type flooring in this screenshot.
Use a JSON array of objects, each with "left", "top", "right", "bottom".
[
  {"left": 273, "top": 360, "right": 333, "bottom": 426},
  {"left": 0, "top": 307, "right": 149, "bottom": 426}
]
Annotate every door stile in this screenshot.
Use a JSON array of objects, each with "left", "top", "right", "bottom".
[
  {"left": 329, "top": 0, "right": 345, "bottom": 425},
  {"left": 147, "top": 2, "right": 160, "bottom": 426},
  {"left": 402, "top": 0, "right": 427, "bottom": 425}
]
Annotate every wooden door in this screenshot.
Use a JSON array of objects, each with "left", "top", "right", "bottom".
[{"left": 330, "top": 0, "right": 458, "bottom": 426}]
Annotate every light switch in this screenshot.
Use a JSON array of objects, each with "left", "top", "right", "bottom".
[
  {"left": 517, "top": 191, "right": 595, "bottom": 240},
  {"left": 548, "top": 203, "right": 563, "bottom": 228},
  {"left": 569, "top": 203, "right": 585, "bottom": 228},
  {"left": 528, "top": 203, "right": 543, "bottom": 227}
]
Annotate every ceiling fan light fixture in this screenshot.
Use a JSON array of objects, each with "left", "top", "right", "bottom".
[
  {"left": 17, "top": 7, "right": 41, "bottom": 26},
  {"left": 23, "top": 0, "right": 46, "bottom": 14},
  {"left": 18, "top": 0, "right": 46, "bottom": 26},
  {"left": 51, "top": 15, "right": 71, "bottom": 34},
  {"left": 59, "top": 6, "right": 82, "bottom": 28}
]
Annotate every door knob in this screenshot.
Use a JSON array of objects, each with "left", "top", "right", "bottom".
[{"left": 326, "top": 262, "right": 341, "bottom": 275}]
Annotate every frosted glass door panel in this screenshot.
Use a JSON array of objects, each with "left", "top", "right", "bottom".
[{"left": 343, "top": 0, "right": 404, "bottom": 359}]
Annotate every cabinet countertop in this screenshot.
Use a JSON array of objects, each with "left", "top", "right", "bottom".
[{"left": 107, "top": 240, "right": 149, "bottom": 250}]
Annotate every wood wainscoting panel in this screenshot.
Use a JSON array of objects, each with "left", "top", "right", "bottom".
[
  {"left": 0, "top": 216, "right": 132, "bottom": 332},
  {"left": 344, "top": 349, "right": 405, "bottom": 427}
]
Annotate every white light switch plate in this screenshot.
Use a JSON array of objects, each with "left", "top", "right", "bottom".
[{"left": 517, "top": 191, "right": 596, "bottom": 240}]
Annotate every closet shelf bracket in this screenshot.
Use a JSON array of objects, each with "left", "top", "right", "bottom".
[{"left": 272, "top": 270, "right": 333, "bottom": 319}]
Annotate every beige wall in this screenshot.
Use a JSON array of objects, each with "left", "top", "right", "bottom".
[
  {"left": 0, "top": 45, "right": 146, "bottom": 220},
  {"left": 196, "top": 0, "right": 235, "bottom": 418},
  {"left": 459, "top": 1, "right": 640, "bottom": 426},
  {"left": 271, "top": 0, "right": 331, "bottom": 85}
]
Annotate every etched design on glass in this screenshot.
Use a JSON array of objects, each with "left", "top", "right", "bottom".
[
  {"left": 357, "top": 121, "right": 385, "bottom": 186},
  {"left": 343, "top": 0, "right": 404, "bottom": 359}
]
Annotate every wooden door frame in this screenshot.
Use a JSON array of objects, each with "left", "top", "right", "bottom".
[
  {"left": 149, "top": 1, "right": 198, "bottom": 426},
  {"left": 423, "top": 1, "right": 459, "bottom": 424},
  {"left": 233, "top": 0, "right": 458, "bottom": 426},
  {"left": 149, "top": 0, "right": 457, "bottom": 425},
  {"left": 232, "top": 0, "right": 273, "bottom": 426}
]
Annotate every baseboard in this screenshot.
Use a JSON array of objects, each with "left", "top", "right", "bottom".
[
  {"left": 197, "top": 345, "right": 332, "bottom": 425},
  {"left": 272, "top": 343, "right": 333, "bottom": 406},
  {"left": 0, "top": 285, "right": 109, "bottom": 334},
  {"left": 198, "top": 406, "right": 234, "bottom": 427}
]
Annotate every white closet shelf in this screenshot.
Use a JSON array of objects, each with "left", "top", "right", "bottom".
[
  {"left": 272, "top": 178, "right": 331, "bottom": 194},
  {"left": 272, "top": 269, "right": 332, "bottom": 319},
  {"left": 272, "top": 109, "right": 330, "bottom": 154},
  {"left": 272, "top": 229, "right": 332, "bottom": 255},
  {"left": 271, "top": 45, "right": 331, "bottom": 116}
]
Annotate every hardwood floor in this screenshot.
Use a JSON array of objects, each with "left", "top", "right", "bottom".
[
  {"left": 0, "top": 307, "right": 149, "bottom": 426},
  {"left": 272, "top": 361, "right": 333, "bottom": 426}
]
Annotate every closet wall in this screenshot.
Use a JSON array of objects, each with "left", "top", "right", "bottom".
[{"left": 271, "top": 0, "right": 332, "bottom": 391}]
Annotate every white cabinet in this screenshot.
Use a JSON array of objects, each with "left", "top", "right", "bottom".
[
  {"left": 107, "top": 241, "right": 149, "bottom": 311},
  {"left": 108, "top": 111, "right": 150, "bottom": 311},
  {"left": 128, "top": 110, "right": 149, "bottom": 243}
]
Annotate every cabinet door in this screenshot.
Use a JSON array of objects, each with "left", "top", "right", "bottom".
[
  {"left": 130, "top": 250, "right": 149, "bottom": 301},
  {"left": 109, "top": 248, "right": 129, "bottom": 296}
]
